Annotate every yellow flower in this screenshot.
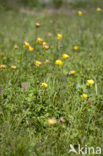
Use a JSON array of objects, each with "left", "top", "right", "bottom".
[
  {"left": 96, "top": 8, "right": 101, "bottom": 12},
  {"left": 28, "top": 46, "right": 34, "bottom": 51},
  {"left": 82, "top": 93, "right": 88, "bottom": 98},
  {"left": 24, "top": 41, "right": 30, "bottom": 47},
  {"left": 11, "top": 66, "right": 16, "bottom": 70},
  {"left": 57, "top": 34, "right": 62, "bottom": 39},
  {"left": 41, "top": 82, "right": 48, "bottom": 87},
  {"left": 74, "top": 46, "right": 79, "bottom": 51},
  {"left": 48, "top": 118, "right": 57, "bottom": 125},
  {"left": 45, "top": 60, "right": 50, "bottom": 64},
  {"left": 43, "top": 45, "right": 49, "bottom": 50},
  {"left": 87, "top": 79, "right": 94, "bottom": 85},
  {"left": 69, "top": 70, "right": 76, "bottom": 75},
  {"left": 55, "top": 60, "right": 63, "bottom": 66},
  {"left": 35, "top": 22, "right": 41, "bottom": 28},
  {"left": 62, "top": 54, "right": 70, "bottom": 59},
  {"left": 42, "top": 42, "right": 47, "bottom": 47},
  {"left": 35, "top": 61, "right": 42, "bottom": 67},
  {"left": 78, "top": 11, "right": 83, "bottom": 16},
  {"left": 37, "top": 38, "right": 43, "bottom": 44},
  {"left": 0, "top": 64, "right": 6, "bottom": 69}
]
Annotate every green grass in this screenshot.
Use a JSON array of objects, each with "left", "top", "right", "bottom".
[{"left": 0, "top": 4, "right": 103, "bottom": 156}]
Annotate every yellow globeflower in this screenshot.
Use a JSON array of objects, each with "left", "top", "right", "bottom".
[
  {"left": 48, "top": 118, "right": 57, "bottom": 125},
  {"left": 37, "top": 38, "right": 43, "bottom": 44},
  {"left": 55, "top": 60, "right": 63, "bottom": 66},
  {"left": 78, "top": 11, "right": 83, "bottom": 16},
  {"left": 74, "top": 46, "right": 79, "bottom": 51},
  {"left": 57, "top": 34, "right": 62, "bottom": 39},
  {"left": 87, "top": 79, "right": 94, "bottom": 85},
  {"left": 42, "top": 42, "right": 47, "bottom": 47},
  {"left": 69, "top": 70, "right": 76, "bottom": 75},
  {"left": 24, "top": 41, "right": 30, "bottom": 47},
  {"left": 62, "top": 54, "right": 70, "bottom": 59},
  {"left": 41, "top": 82, "right": 48, "bottom": 87},
  {"left": 82, "top": 93, "right": 88, "bottom": 99},
  {"left": 28, "top": 46, "right": 34, "bottom": 51},
  {"left": 11, "top": 66, "right": 16, "bottom": 70},
  {"left": 0, "top": 64, "right": 6, "bottom": 69},
  {"left": 35, "top": 61, "right": 42, "bottom": 67},
  {"left": 96, "top": 8, "right": 101, "bottom": 12},
  {"left": 43, "top": 45, "right": 49, "bottom": 50}
]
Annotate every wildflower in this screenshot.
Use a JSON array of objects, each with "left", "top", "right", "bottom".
[
  {"left": 28, "top": 46, "right": 34, "bottom": 51},
  {"left": 42, "top": 42, "right": 47, "bottom": 47},
  {"left": 43, "top": 45, "right": 49, "bottom": 50},
  {"left": 82, "top": 93, "right": 88, "bottom": 99},
  {"left": 45, "top": 60, "right": 50, "bottom": 64},
  {"left": 14, "top": 44, "right": 19, "bottom": 49},
  {"left": 35, "top": 61, "right": 42, "bottom": 67},
  {"left": 55, "top": 60, "right": 63, "bottom": 66},
  {"left": 35, "top": 22, "right": 41, "bottom": 28},
  {"left": 74, "top": 46, "right": 79, "bottom": 51},
  {"left": 11, "top": 66, "right": 16, "bottom": 70},
  {"left": 37, "top": 37, "right": 43, "bottom": 44},
  {"left": 69, "top": 70, "right": 76, "bottom": 75},
  {"left": 96, "top": 8, "right": 101, "bottom": 12},
  {"left": 48, "top": 118, "right": 57, "bottom": 125},
  {"left": 41, "top": 82, "right": 48, "bottom": 87},
  {"left": 78, "top": 11, "right": 83, "bottom": 16},
  {"left": 24, "top": 41, "right": 30, "bottom": 47},
  {"left": 62, "top": 54, "right": 70, "bottom": 59},
  {"left": 0, "top": 64, "right": 6, "bottom": 69},
  {"left": 87, "top": 79, "right": 94, "bottom": 85},
  {"left": 57, "top": 34, "right": 62, "bottom": 39}
]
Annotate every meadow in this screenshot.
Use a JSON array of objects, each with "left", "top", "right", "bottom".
[{"left": 0, "top": 1, "right": 103, "bottom": 155}]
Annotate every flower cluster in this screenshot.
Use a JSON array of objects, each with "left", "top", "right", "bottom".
[
  {"left": 24, "top": 41, "right": 34, "bottom": 51},
  {"left": 37, "top": 37, "right": 49, "bottom": 50},
  {"left": 0, "top": 64, "right": 17, "bottom": 70}
]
